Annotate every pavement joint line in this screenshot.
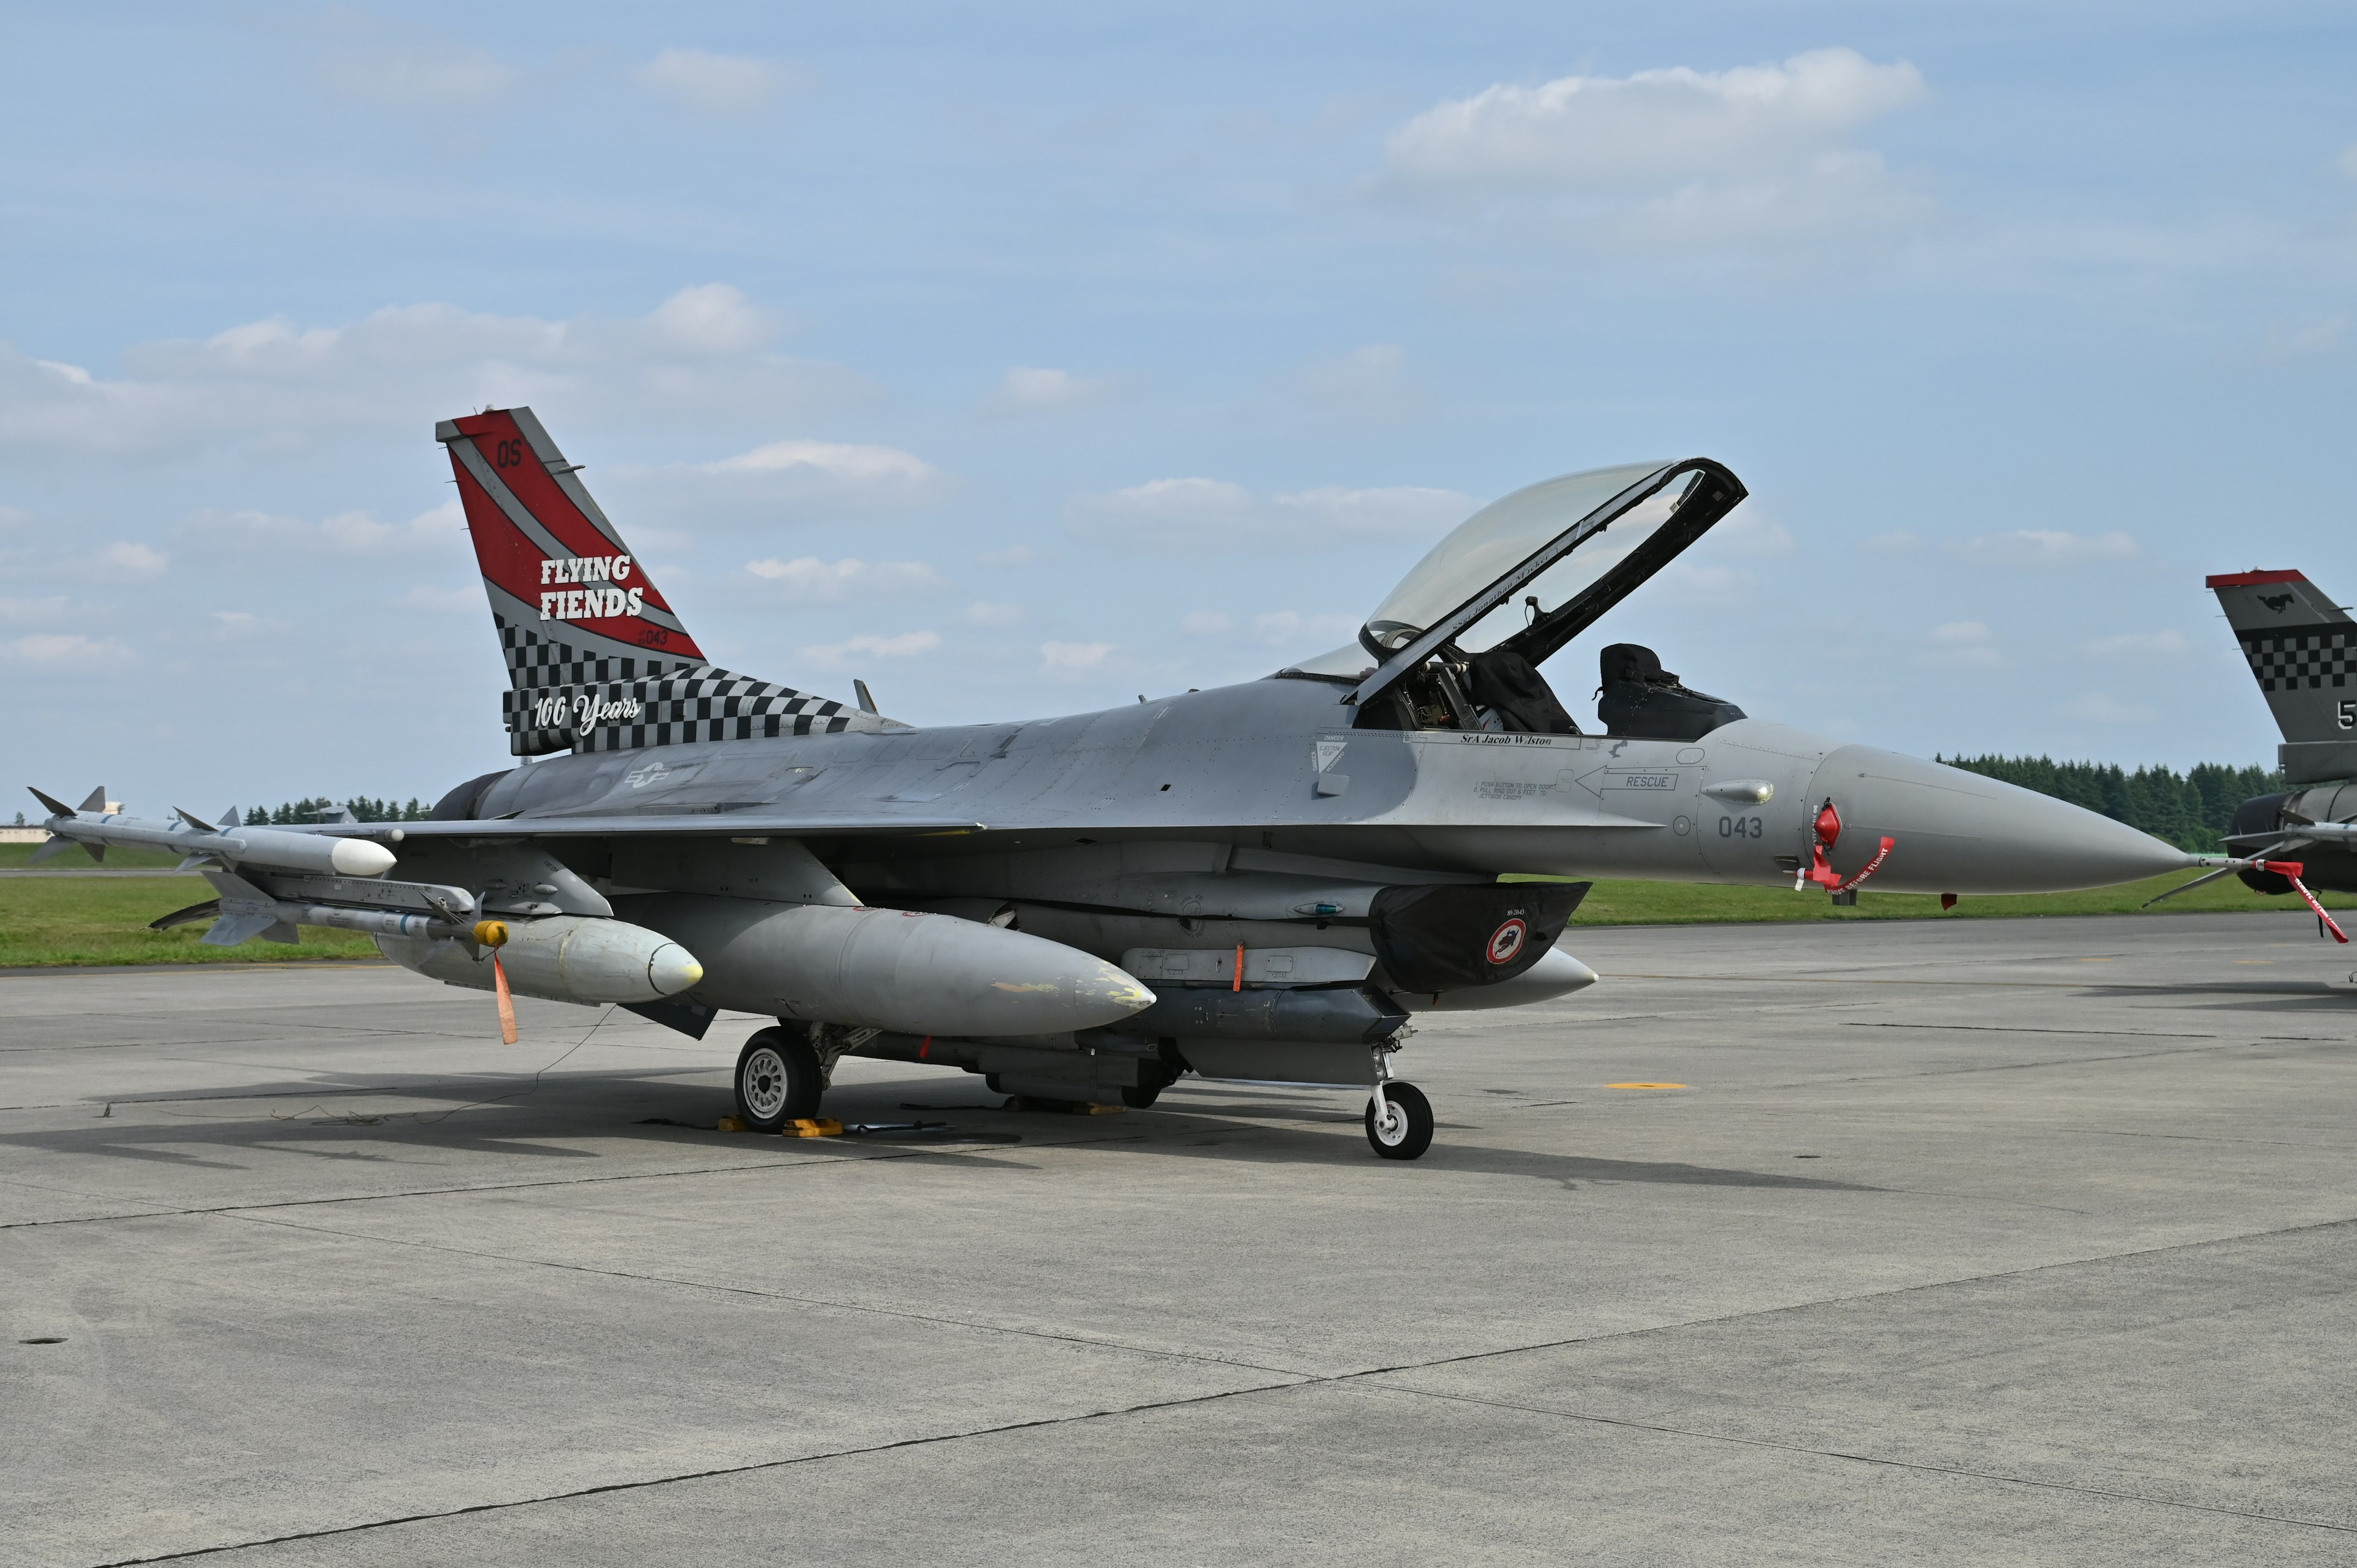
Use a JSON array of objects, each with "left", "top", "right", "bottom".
[
  {"left": 70, "top": 1208, "right": 2357, "bottom": 1566},
  {"left": 1749, "top": 1039, "right": 2267, "bottom": 1091},
  {"left": 220, "top": 1206, "right": 1320, "bottom": 1381},
  {"left": 0, "top": 1126, "right": 1168, "bottom": 1232},
  {"left": 74, "top": 1373, "right": 1314, "bottom": 1568},
  {"left": 1608, "top": 973, "right": 2351, "bottom": 994},
  {"left": 1838, "top": 1022, "right": 2219, "bottom": 1040},
  {"left": 1341, "top": 1380, "right": 2357, "bottom": 1537}
]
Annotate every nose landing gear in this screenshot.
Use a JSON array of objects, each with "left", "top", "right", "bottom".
[{"left": 1365, "top": 1047, "right": 1434, "bottom": 1160}]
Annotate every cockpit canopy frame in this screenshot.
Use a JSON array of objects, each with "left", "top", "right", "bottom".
[{"left": 1347, "top": 457, "right": 1747, "bottom": 716}]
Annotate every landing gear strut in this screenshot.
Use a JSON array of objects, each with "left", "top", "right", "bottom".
[
  {"left": 1364, "top": 1048, "right": 1433, "bottom": 1160},
  {"left": 735, "top": 1027, "right": 822, "bottom": 1132}
]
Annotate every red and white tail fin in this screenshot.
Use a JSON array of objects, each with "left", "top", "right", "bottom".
[{"left": 439, "top": 407, "right": 880, "bottom": 755}]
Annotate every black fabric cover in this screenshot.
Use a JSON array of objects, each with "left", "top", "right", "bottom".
[
  {"left": 1369, "top": 882, "right": 1590, "bottom": 993},
  {"left": 1596, "top": 642, "right": 1747, "bottom": 742},
  {"left": 1467, "top": 647, "right": 1581, "bottom": 735}
]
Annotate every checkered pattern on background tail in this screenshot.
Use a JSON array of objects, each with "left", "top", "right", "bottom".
[
  {"left": 2208, "top": 570, "right": 2357, "bottom": 744},
  {"left": 439, "top": 407, "right": 884, "bottom": 756}
]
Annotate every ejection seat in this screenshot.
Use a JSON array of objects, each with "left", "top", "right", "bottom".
[{"left": 1595, "top": 643, "right": 1745, "bottom": 742}]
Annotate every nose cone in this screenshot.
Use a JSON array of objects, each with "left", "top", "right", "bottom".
[
  {"left": 1808, "top": 746, "right": 2195, "bottom": 895},
  {"left": 646, "top": 943, "right": 705, "bottom": 998},
  {"left": 328, "top": 837, "right": 398, "bottom": 876}
]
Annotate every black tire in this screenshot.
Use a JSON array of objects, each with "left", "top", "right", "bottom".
[
  {"left": 1364, "top": 1082, "right": 1434, "bottom": 1161},
  {"left": 1120, "top": 1084, "right": 1162, "bottom": 1109},
  {"left": 735, "top": 1029, "right": 822, "bottom": 1132}
]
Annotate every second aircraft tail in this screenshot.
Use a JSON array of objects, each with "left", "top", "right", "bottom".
[{"left": 2209, "top": 569, "right": 2357, "bottom": 782}]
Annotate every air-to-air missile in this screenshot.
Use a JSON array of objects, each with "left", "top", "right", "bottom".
[{"left": 29, "top": 788, "right": 398, "bottom": 876}]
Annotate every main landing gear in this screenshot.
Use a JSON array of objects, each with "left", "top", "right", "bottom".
[
  {"left": 1365, "top": 1048, "right": 1433, "bottom": 1161},
  {"left": 734, "top": 1027, "right": 823, "bottom": 1132}
]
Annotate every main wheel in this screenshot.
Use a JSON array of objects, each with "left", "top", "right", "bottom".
[
  {"left": 735, "top": 1029, "right": 822, "bottom": 1132},
  {"left": 1120, "top": 1084, "right": 1162, "bottom": 1109},
  {"left": 1364, "top": 1082, "right": 1434, "bottom": 1161}
]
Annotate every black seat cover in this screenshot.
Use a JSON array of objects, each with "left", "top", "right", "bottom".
[
  {"left": 1596, "top": 642, "right": 1746, "bottom": 741},
  {"left": 1467, "top": 647, "right": 1581, "bottom": 734}
]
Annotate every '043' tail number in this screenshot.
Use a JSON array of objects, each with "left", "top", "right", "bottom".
[{"left": 1719, "top": 816, "right": 1765, "bottom": 839}]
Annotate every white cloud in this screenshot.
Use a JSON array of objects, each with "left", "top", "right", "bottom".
[
  {"left": 4, "top": 631, "right": 129, "bottom": 665},
  {"left": 1250, "top": 609, "right": 1361, "bottom": 647},
  {"left": 2079, "top": 630, "right": 2189, "bottom": 664},
  {"left": 638, "top": 49, "right": 787, "bottom": 115},
  {"left": 91, "top": 542, "right": 166, "bottom": 581},
  {"left": 319, "top": 35, "right": 513, "bottom": 106},
  {"left": 961, "top": 600, "right": 1026, "bottom": 627},
  {"left": 1712, "top": 512, "right": 1796, "bottom": 558},
  {"left": 2059, "top": 690, "right": 2158, "bottom": 725},
  {"left": 800, "top": 630, "right": 942, "bottom": 670},
  {"left": 392, "top": 586, "right": 478, "bottom": 614},
  {"left": 743, "top": 556, "right": 948, "bottom": 600},
  {"left": 2265, "top": 312, "right": 2349, "bottom": 360},
  {"left": 1180, "top": 610, "right": 1234, "bottom": 636},
  {"left": 1041, "top": 640, "right": 1115, "bottom": 671},
  {"left": 179, "top": 501, "right": 459, "bottom": 557},
  {"left": 1381, "top": 49, "right": 1929, "bottom": 247},
  {"left": 1387, "top": 49, "right": 1925, "bottom": 190},
  {"left": 1945, "top": 530, "right": 2139, "bottom": 569},
  {"left": 646, "top": 284, "right": 772, "bottom": 353},
  {"left": 0, "top": 595, "right": 68, "bottom": 623},
  {"left": 0, "top": 287, "right": 851, "bottom": 462},
  {"left": 981, "top": 366, "right": 1116, "bottom": 417},
  {"left": 1072, "top": 477, "right": 1471, "bottom": 549},
  {"left": 710, "top": 439, "right": 934, "bottom": 485},
  {"left": 1296, "top": 346, "right": 1424, "bottom": 425},
  {"left": 1917, "top": 620, "right": 2005, "bottom": 670}
]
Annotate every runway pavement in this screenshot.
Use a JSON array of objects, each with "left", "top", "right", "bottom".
[{"left": 3, "top": 913, "right": 2355, "bottom": 1566}]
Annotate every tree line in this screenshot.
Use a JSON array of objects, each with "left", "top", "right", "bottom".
[
  {"left": 242, "top": 797, "right": 435, "bottom": 825},
  {"left": 1937, "top": 755, "right": 2280, "bottom": 852}
]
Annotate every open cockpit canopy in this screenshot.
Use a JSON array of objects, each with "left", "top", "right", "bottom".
[
  {"left": 1362, "top": 458, "right": 1744, "bottom": 665},
  {"left": 1345, "top": 457, "right": 1744, "bottom": 709}
]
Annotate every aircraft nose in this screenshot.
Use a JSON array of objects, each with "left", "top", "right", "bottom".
[{"left": 1805, "top": 746, "right": 2195, "bottom": 895}]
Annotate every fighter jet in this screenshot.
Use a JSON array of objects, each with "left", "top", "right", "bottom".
[
  {"left": 2169, "top": 570, "right": 2357, "bottom": 931},
  {"left": 30, "top": 409, "right": 2195, "bottom": 1159}
]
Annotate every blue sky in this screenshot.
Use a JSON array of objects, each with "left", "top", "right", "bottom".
[{"left": 2, "top": 2, "right": 2351, "bottom": 813}]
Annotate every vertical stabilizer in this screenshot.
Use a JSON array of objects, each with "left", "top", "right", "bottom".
[
  {"left": 2208, "top": 569, "right": 2357, "bottom": 783},
  {"left": 438, "top": 408, "right": 885, "bottom": 755}
]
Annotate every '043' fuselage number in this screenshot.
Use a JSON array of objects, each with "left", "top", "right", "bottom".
[{"left": 1719, "top": 816, "right": 1765, "bottom": 839}]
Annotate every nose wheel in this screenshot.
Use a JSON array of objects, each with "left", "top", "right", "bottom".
[
  {"left": 735, "top": 1028, "right": 823, "bottom": 1132},
  {"left": 1366, "top": 1081, "right": 1433, "bottom": 1160}
]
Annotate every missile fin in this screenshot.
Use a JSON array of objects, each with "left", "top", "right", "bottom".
[
  {"left": 261, "top": 921, "right": 300, "bottom": 944},
  {"left": 28, "top": 835, "right": 72, "bottom": 863},
  {"left": 201, "top": 913, "right": 281, "bottom": 946},
  {"left": 174, "top": 806, "right": 215, "bottom": 833},
  {"left": 83, "top": 841, "right": 104, "bottom": 865},
  {"left": 28, "top": 787, "right": 74, "bottom": 817},
  {"left": 218, "top": 807, "right": 239, "bottom": 831},
  {"left": 175, "top": 854, "right": 221, "bottom": 873},
  {"left": 77, "top": 787, "right": 106, "bottom": 813}
]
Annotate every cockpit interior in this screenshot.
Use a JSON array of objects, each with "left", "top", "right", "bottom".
[{"left": 1280, "top": 458, "right": 1751, "bottom": 743}]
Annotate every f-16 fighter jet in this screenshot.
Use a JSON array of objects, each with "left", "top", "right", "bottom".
[{"left": 31, "top": 410, "right": 2194, "bottom": 1159}]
